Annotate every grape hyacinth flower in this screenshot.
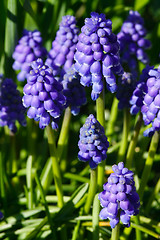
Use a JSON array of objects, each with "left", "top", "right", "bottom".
[
  {"left": 99, "top": 162, "right": 140, "bottom": 229},
  {"left": 130, "top": 65, "right": 153, "bottom": 115},
  {"left": 78, "top": 114, "right": 109, "bottom": 169},
  {"left": 0, "top": 76, "right": 26, "bottom": 133},
  {"left": 118, "top": 10, "right": 151, "bottom": 75},
  {"left": 22, "top": 58, "right": 66, "bottom": 129},
  {"left": 140, "top": 66, "right": 160, "bottom": 137},
  {"left": 12, "top": 30, "right": 47, "bottom": 81},
  {"left": 116, "top": 72, "right": 137, "bottom": 109},
  {"left": 62, "top": 65, "right": 87, "bottom": 115},
  {"left": 46, "top": 15, "right": 79, "bottom": 80},
  {"left": 74, "top": 12, "right": 123, "bottom": 100}
]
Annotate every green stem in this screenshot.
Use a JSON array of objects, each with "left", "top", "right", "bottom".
[
  {"left": 111, "top": 222, "right": 120, "bottom": 240},
  {"left": 138, "top": 131, "right": 159, "bottom": 201},
  {"left": 0, "top": 151, "right": 6, "bottom": 212},
  {"left": 96, "top": 87, "right": 105, "bottom": 191},
  {"left": 4, "top": 0, "right": 17, "bottom": 77},
  {"left": 57, "top": 107, "right": 72, "bottom": 162},
  {"left": 107, "top": 97, "right": 119, "bottom": 143},
  {"left": 134, "top": 216, "right": 142, "bottom": 240},
  {"left": 46, "top": 124, "right": 64, "bottom": 208},
  {"left": 145, "top": 177, "right": 160, "bottom": 213},
  {"left": 125, "top": 113, "right": 143, "bottom": 169},
  {"left": 84, "top": 168, "right": 97, "bottom": 214},
  {"left": 92, "top": 193, "right": 100, "bottom": 240},
  {"left": 117, "top": 108, "right": 130, "bottom": 163},
  {"left": 26, "top": 155, "right": 34, "bottom": 209}
]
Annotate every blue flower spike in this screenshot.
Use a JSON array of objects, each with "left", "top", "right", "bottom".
[
  {"left": 75, "top": 12, "right": 123, "bottom": 100},
  {"left": 78, "top": 114, "right": 109, "bottom": 169},
  {"left": 22, "top": 58, "right": 66, "bottom": 130},
  {"left": 99, "top": 162, "right": 140, "bottom": 229}
]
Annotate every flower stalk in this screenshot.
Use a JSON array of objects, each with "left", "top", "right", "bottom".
[{"left": 46, "top": 124, "right": 64, "bottom": 208}]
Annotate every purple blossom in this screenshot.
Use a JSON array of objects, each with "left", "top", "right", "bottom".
[
  {"left": 12, "top": 30, "right": 47, "bottom": 81},
  {"left": 99, "top": 162, "right": 140, "bottom": 228},
  {"left": 130, "top": 65, "right": 153, "bottom": 115},
  {"left": 139, "top": 66, "right": 160, "bottom": 136},
  {"left": 0, "top": 76, "right": 26, "bottom": 133},
  {"left": 62, "top": 65, "right": 87, "bottom": 115},
  {"left": 22, "top": 58, "right": 66, "bottom": 129},
  {"left": 118, "top": 10, "right": 151, "bottom": 75},
  {"left": 74, "top": 12, "right": 123, "bottom": 100},
  {"left": 46, "top": 15, "right": 79, "bottom": 80},
  {"left": 116, "top": 72, "right": 137, "bottom": 109},
  {"left": 78, "top": 114, "right": 109, "bottom": 169}
]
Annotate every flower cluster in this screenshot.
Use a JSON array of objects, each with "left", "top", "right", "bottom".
[
  {"left": 22, "top": 58, "right": 66, "bottom": 129},
  {"left": 116, "top": 72, "right": 137, "bottom": 109},
  {"left": 62, "top": 65, "right": 87, "bottom": 115},
  {"left": 118, "top": 10, "right": 151, "bottom": 74},
  {"left": 12, "top": 29, "right": 47, "bottom": 81},
  {"left": 46, "top": 15, "right": 79, "bottom": 80},
  {"left": 78, "top": 114, "right": 109, "bottom": 169},
  {"left": 74, "top": 12, "right": 123, "bottom": 101},
  {"left": 0, "top": 77, "right": 26, "bottom": 133},
  {"left": 140, "top": 66, "right": 160, "bottom": 137},
  {"left": 99, "top": 162, "right": 140, "bottom": 228},
  {"left": 130, "top": 66, "right": 153, "bottom": 115}
]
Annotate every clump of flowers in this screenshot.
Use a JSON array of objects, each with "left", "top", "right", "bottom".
[
  {"left": 118, "top": 10, "right": 151, "bottom": 75},
  {"left": 74, "top": 12, "right": 123, "bottom": 100},
  {"left": 116, "top": 72, "right": 137, "bottom": 109},
  {"left": 22, "top": 58, "right": 66, "bottom": 129},
  {"left": 62, "top": 65, "right": 87, "bottom": 115},
  {"left": 78, "top": 114, "right": 109, "bottom": 169},
  {"left": 99, "top": 162, "right": 140, "bottom": 228},
  {"left": 0, "top": 76, "right": 26, "bottom": 133},
  {"left": 12, "top": 29, "right": 47, "bottom": 81},
  {"left": 46, "top": 15, "right": 79, "bottom": 80}
]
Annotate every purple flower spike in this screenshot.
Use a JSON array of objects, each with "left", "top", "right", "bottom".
[
  {"left": 116, "top": 72, "right": 137, "bottom": 109},
  {"left": 0, "top": 76, "right": 26, "bottom": 133},
  {"left": 12, "top": 29, "right": 47, "bottom": 81},
  {"left": 62, "top": 65, "right": 87, "bottom": 115},
  {"left": 46, "top": 15, "right": 79, "bottom": 80},
  {"left": 78, "top": 114, "right": 109, "bottom": 169},
  {"left": 118, "top": 10, "right": 151, "bottom": 74},
  {"left": 130, "top": 65, "right": 153, "bottom": 115},
  {"left": 139, "top": 66, "right": 160, "bottom": 136},
  {"left": 22, "top": 58, "right": 66, "bottom": 129},
  {"left": 74, "top": 12, "right": 123, "bottom": 100},
  {"left": 99, "top": 162, "right": 140, "bottom": 229}
]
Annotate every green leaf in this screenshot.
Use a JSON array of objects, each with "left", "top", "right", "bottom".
[
  {"left": 19, "top": 0, "right": 36, "bottom": 20},
  {"left": 25, "top": 183, "right": 88, "bottom": 239},
  {"left": 134, "top": 0, "right": 149, "bottom": 11}
]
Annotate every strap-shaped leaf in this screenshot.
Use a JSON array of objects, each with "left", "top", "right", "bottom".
[{"left": 19, "top": 0, "right": 36, "bottom": 20}]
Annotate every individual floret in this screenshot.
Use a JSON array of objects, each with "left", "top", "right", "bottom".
[
  {"left": 12, "top": 29, "right": 47, "bottom": 81},
  {"left": 99, "top": 162, "right": 140, "bottom": 228},
  {"left": 78, "top": 114, "right": 109, "bottom": 169},
  {"left": 46, "top": 15, "right": 79, "bottom": 80},
  {"left": 62, "top": 65, "right": 87, "bottom": 115},
  {"left": 74, "top": 12, "right": 123, "bottom": 100},
  {"left": 0, "top": 76, "right": 26, "bottom": 133},
  {"left": 22, "top": 58, "right": 66, "bottom": 129}
]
